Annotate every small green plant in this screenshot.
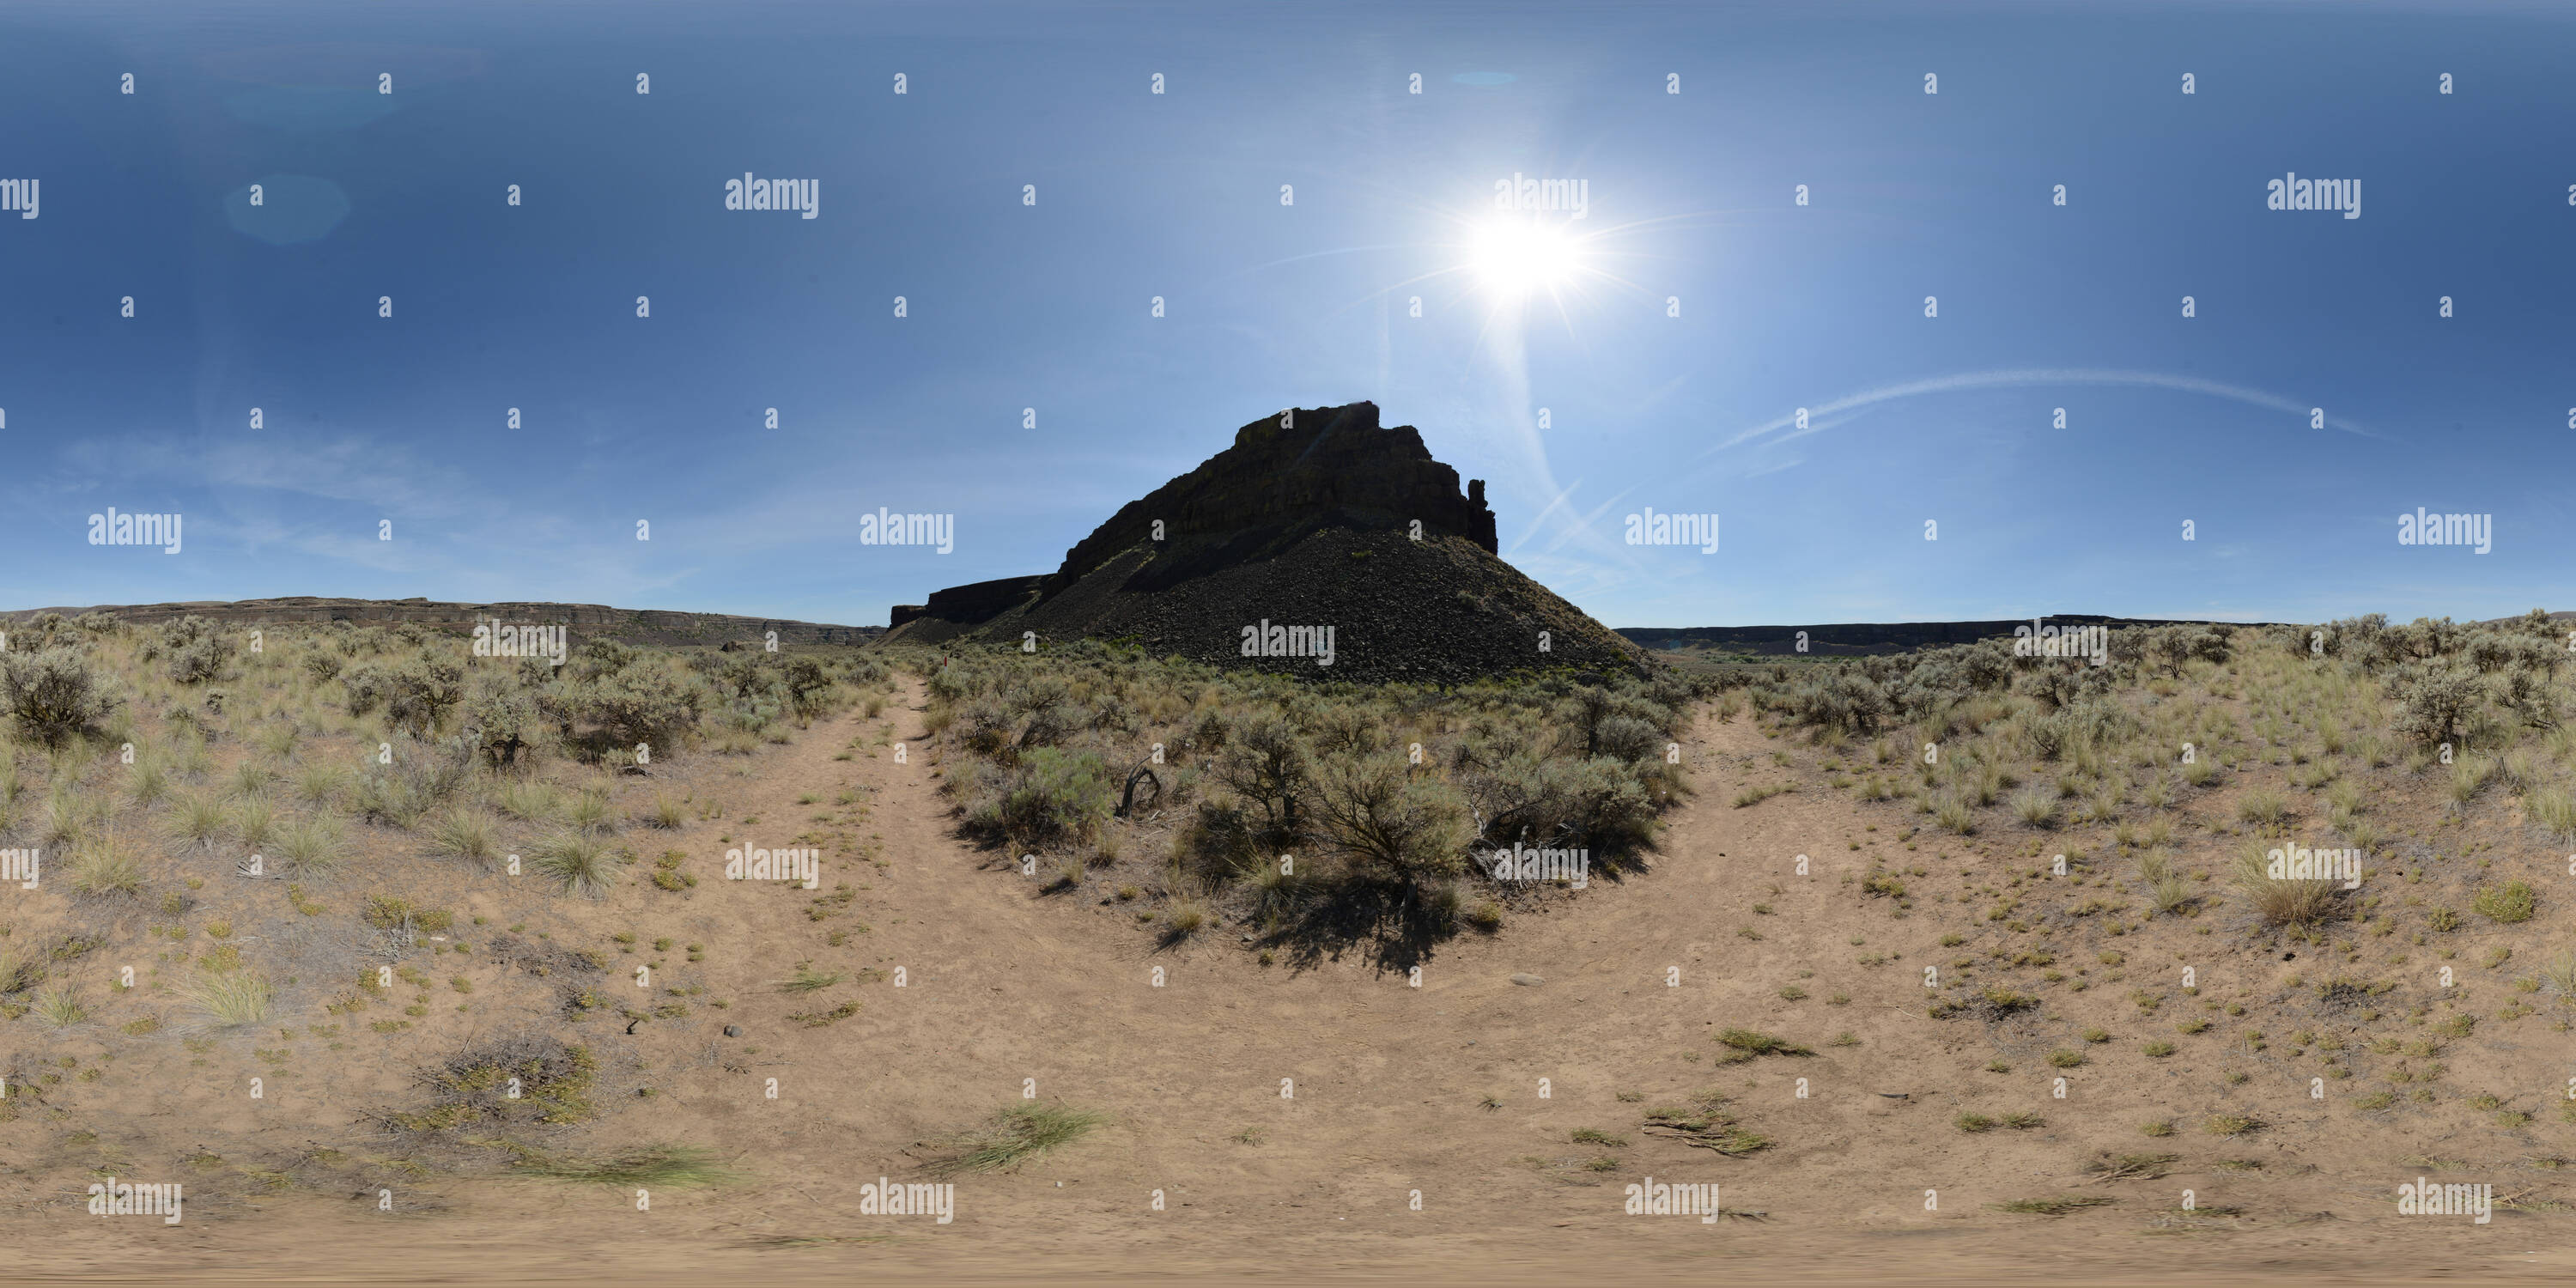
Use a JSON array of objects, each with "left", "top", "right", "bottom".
[{"left": 2472, "top": 880, "right": 2537, "bottom": 924}]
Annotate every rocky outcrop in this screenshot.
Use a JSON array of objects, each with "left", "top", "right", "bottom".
[
  {"left": 885, "top": 401, "right": 1643, "bottom": 683},
  {"left": 889, "top": 577, "right": 1044, "bottom": 630},
  {"left": 9, "top": 598, "right": 878, "bottom": 647},
  {"left": 1044, "top": 402, "right": 1498, "bottom": 592}
]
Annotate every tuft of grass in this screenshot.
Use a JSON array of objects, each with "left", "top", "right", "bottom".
[
  {"left": 234, "top": 795, "right": 276, "bottom": 850},
  {"left": 173, "top": 792, "right": 231, "bottom": 846},
  {"left": 1992, "top": 1194, "right": 2114, "bottom": 1215},
  {"left": 517, "top": 1144, "right": 738, "bottom": 1188},
  {"left": 295, "top": 762, "right": 347, "bottom": 807},
  {"left": 2231, "top": 843, "right": 2343, "bottom": 928},
  {"left": 2010, "top": 786, "right": 2058, "bottom": 829},
  {"left": 532, "top": 830, "right": 617, "bottom": 897},
  {"left": 568, "top": 788, "right": 612, "bottom": 831},
  {"left": 276, "top": 817, "right": 343, "bottom": 874},
  {"left": 2235, "top": 788, "right": 2288, "bottom": 828},
  {"left": 2542, "top": 949, "right": 2576, "bottom": 999},
  {"left": 431, "top": 809, "right": 499, "bottom": 866},
  {"left": 175, "top": 973, "right": 274, "bottom": 1030},
  {"left": 2203, "top": 1114, "right": 2263, "bottom": 1138},
  {"left": 1715, "top": 1027, "right": 1814, "bottom": 1059},
  {"left": 922, "top": 1103, "right": 1107, "bottom": 1177},
  {"left": 33, "top": 987, "right": 86, "bottom": 1029},
  {"left": 2086, "top": 1152, "right": 2178, "bottom": 1182},
  {"left": 1162, "top": 899, "right": 1207, "bottom": 939},
  {"left": 775, "top": 963, "right": 844, "bottom": 993},
  {"left": 646, "top": 792, "right": 687, "bottom": 829},
  {"left": 498, "top": 780, "right": 563, "bottom": 823},
  {"left": 65, "top": 830, "right": 143, "bottom": 897}
]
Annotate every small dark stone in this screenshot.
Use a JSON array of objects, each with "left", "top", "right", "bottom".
[{"left": 723, "top": 1025, "right": 742, "bottom": 1038}]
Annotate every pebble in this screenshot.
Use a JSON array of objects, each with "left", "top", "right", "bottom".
[
  {"left": 723, "top": 1025, "right": 742, "bottom": 1037},
  {"left": 1510, "top": 973, "right": 1545, "bottom": 987}
]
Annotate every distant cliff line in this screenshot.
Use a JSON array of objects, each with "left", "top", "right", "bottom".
[
  {"left": 7, "top": 597, "right": 881, "bottom": 647},
  {"left": 1619, "top": 615, "right": 2281, "bottom": 658}
]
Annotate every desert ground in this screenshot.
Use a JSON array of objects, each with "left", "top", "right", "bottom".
[{"left": 2, "top": 620, "right": 2571, "bottom": 1285}]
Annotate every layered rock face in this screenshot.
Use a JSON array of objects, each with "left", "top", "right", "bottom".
[{"left": 885, "top": 402, "right": 1643, "bottom": 683}]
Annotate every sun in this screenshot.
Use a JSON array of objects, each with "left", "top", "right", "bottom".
[{"left": 1467, "top": 217, "right": 1580, "bottom": 298}]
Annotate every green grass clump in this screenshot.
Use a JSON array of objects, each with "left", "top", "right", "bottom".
[
  {"left": 532, "top": 831, "right": 617, "bottom": 897},
  {"left": 923, "top": 1103, "right": 1108, "bottom": 1176}
]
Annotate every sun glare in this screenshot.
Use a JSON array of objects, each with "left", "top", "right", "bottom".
[{"left": 1467, "top": 218, "right": 1579, "bottom": 297}]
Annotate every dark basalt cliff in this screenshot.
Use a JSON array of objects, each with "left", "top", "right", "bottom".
[{"left": 885, "top": 402, "right": 1643, "bottom": 683}]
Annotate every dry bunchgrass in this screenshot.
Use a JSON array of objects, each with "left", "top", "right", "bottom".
[
  {"left": 532, "top": 830, "right": 617, "bottom": 897},
  {"left": 175, "top": 972, "right": 274, "bottom": 1030},
  {"left": 2231, "top": 844, "right": 2343, "bottom": 928},
  {"left": 920, "top": 1103, "right": 1106, "bottom": 1177}
]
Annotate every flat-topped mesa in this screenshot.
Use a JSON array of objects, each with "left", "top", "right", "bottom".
[{"left": 1044, "top": 402, "right": 1497, "bottom": 592}]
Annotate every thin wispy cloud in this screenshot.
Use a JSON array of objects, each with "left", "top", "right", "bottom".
[{"left": 1704, "top": 368, "right": 2388, "bottom": 459}]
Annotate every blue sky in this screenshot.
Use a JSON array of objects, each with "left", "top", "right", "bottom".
[{"left": 4, "top": 0, "right": 2573, "bottom": 630}]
